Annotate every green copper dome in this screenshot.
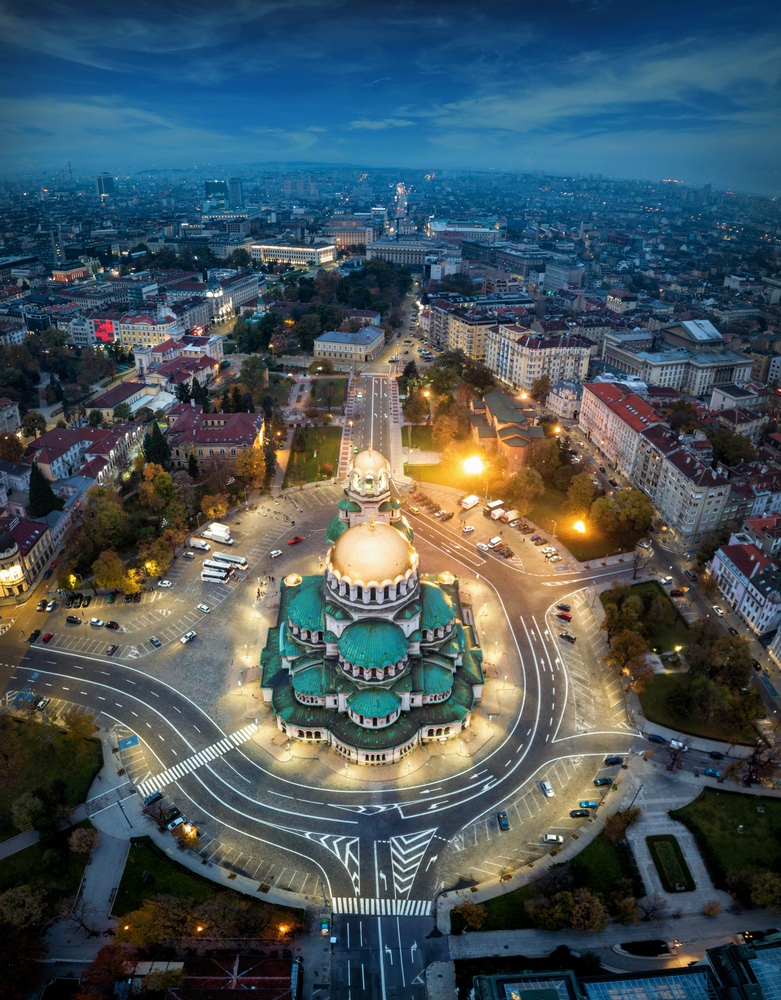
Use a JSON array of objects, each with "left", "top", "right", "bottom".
[
  {"left": 287, "top": 577, "right": 324, "bottom": 632},
  {"left": 419, "top": 581, "right": 455, "bottom": 630},
  {"left": 348, "top": 687, "right": 401, "bottom": 718},
  {"left": 337, "top": 618, "right": 408, "bottom": 670},
  {"left": 326, "top": 515, "right": 349, "bottom": 544}
]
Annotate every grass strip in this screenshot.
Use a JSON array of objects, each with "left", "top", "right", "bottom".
[{"left": 646, "top": 834, "right": 695, "bottom": 892}]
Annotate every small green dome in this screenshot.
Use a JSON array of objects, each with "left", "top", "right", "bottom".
[
  {"left": 338, "top": 618, "right": 408, "bottom": 670},
  {"left": 338, "top": 498, "right": 362, "bottom": 512},
  {"left": 348, "top": 688, "right": 401, "bottom": 718},
  {"left": 326, "top": 515, "right": 349, "bottom": 544},
  {"left": 419, "top": 581, "right": 455, "bottom": 630},
  {"left": 287, "top": 577, "right": 324, "bottom": 632}
]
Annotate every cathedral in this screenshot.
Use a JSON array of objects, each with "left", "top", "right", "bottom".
[{"left": 259, "top": 449, "right": 485, "bottom": 764}]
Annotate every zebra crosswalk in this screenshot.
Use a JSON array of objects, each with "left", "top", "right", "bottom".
[
  {"left": 331, "top": 897, "right": 432, "bottom": 916},
  {"left": 135, "top": 723, "right": 258, "bottom": 798}
]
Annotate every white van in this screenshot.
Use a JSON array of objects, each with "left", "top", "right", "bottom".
[
  {"left": 670, "top": 740, "right": 689, "bottom": 752},
  {"left": 488, "top": 536, "right": 502, "bottom": 547},
  {"left": 540, "top": 780, "right": 554, "bottom": 797}
]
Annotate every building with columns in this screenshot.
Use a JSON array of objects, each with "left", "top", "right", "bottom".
[{"left": 260, "top": 449, "right": 485, "bottom": 764}]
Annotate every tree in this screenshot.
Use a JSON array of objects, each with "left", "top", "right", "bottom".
[
  {"left": 403, "top": 391, "right": 430, "bottom": 424},
  {"left": 187, "top": 452, "right": 199, "bottom": 479},
  {"left": 174, "top": 381, "right": 191, "bottom": 404},
  {"left": 201, "top": 492, "right": 229, "bottom": 520},
  {"left": 146, "top": 422, "right": 171, "bottom": 466},
  {"left": 116, "top": 896, "right": 195, "bottom": 947},
  {"left": 122, "top": 568, "right": 143, "bottom": 597},
  {"left": 233, "top": 447, "right": 266, "bottom": 485},
  {"left": 603, "top": 807, "right": 641, "bottom": 843},
  {"left": 525, "top": 891, "right": 574, "bottom": 931},
  {"left": 569, "top": 887, "right": 609, "bottom": 932},
  {"left": 68, "top": 826, "right": 98, "bottom": 854},
  {"left": 707, "top": 427, "right": 757, "bottom": 467},
  {"left": 112, "top": 402, "right": 132, "bottom": 424},
  {"left": 240, "top": 391, "right": 255, "bottom": 413},
  {"left": 228, "top": 385, "right": 243, "bottom": 413},
  {"left": 532, "top": 375, "right": 550, "bottom": 401},
  {"left": 531, "top": 436, "right": 562, "bottom": 482},
  {"left": 604, "top": 629, "right": 649, "bottom": 674},
  {"left": 0, "top": 885, "right": 46, "bottom": 928},
  {"left": 703, "top": 899, "right": 721, "bottom": 915},
  {"left": 564, "top": 473, "right": 598, "bottom": 520},
  {"left": 638, "top": 893, "right": 668, "bottom": 921},
  {"left": 0, "top": 433, "right": 23, "bottom": 462},
  {"left": 11, "top": 793, "right": 46, "bottom": 832},
  {"left": 22, "top": 411, "right": 46, "bottom": 439},
  {"left": 190, "top": 378, "right": 210, "bottom": 411},
  {"left": 309, "top": 359, "right": 334, "bottom": 375},
  {"left": 79, "top": 944, "right": 138, "bottom": 1000},
  {"left": 661, "top": 738, "right": 692, "bottom": 771},
  {"left": 751, "top": 872, "right": 781, "bottom": 909},
  {"left": 138, "top": 537, "right": 172, "bottom": 578},
  {"left": 504, "top": 466, "right": 545, "bottom": 515},
  {"left": 92, "top": 550, "right": 126, "bottom": 591},
  {"left": 28, "top": 462, "right": 62, "bottom": 517},
  {"left": 87, "top": 409, "right": 103, "bottom": 428},
  {"left": 614, "top": 896, "right": 640, "bottom": 925},
  {"left": 450, "top": 899, "right": 487, "bottom": 931},
  {"left": 320, "top": 381, "right": 337, "bottom": 413},
  {"left": 432, "top": 413, "right": 459, "bottom": 452}
]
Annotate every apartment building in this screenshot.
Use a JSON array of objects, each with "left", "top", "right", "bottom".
[
  {"left": 167, "top": 406, "right": 264, "bottom": 470},
  {"left": 710, "top": 540, "right": 781, "bottom": 635},
  {"left": 313, "top": 328, "right": 385, "bottom": 364},
  {"left": 485, "top": 324, "right": 591, "bottom": 392},
  {"left": 0, "top": 516, "right": 55, "bottom": 599},
  {"left": 116, "top": 312, "right": 185, "bottom": 351},
  {"left": 547, "top": 381, "right": 583, "bottom": 420},
  {"left": 0, "top": 398, "right": 21, "bottom": 434},
  {"left": 579, "top": 383, "right": 664, "bottom": 474}
]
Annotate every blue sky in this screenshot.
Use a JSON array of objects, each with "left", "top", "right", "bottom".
[{"left": 2, "top": 0, "right": 781, "bottom": 193}]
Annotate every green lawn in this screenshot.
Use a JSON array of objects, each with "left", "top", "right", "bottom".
[
  {"left": 113, "top": 837, "right": 305, "bottom": 922},
  {"left": 529, "top": 486, "right": 621, "bottom": 561},
  {"left": 0, "top": 720, "right": 102, "bottom": 842},
  {"left": 670, "top": 788, "right": 781, "bottom": 888},
  {"left": 638, "top": 673, "right": 758, "bottom": 744},
  {"left": 283, "top": 425, "right": 343, "bottom": 487},
  {"left": 646, "top": 834, "right": 695, "bottom": 892},
  {"left": 312, "top": 377, "right": 348, "bottom": 408},
  {"left": 0, "top": 820, "right": 95, "bottom": 926},
  {"left": 601, "top": 581, "right": 690, "bottom": 653},
  {"left": 406, "top": 426, "right": 435, "bottom": 451},
  {"left": 264, "top": 375, "right": 295, "bottom": 408}
]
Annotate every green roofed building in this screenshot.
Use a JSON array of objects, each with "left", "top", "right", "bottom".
[{"left": 260, "top": 447, "right": 485, "bottom": 764}]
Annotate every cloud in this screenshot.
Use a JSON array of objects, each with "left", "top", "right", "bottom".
[
  {"left": 367, "top": 77, "right": 390, "bottom": 86},
  {"left": 346, "top": 118, "right": 414, "bottom": 130}
]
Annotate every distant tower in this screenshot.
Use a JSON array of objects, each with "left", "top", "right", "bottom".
[
  {"left": 95, "top": 173, "right": 114, "bottom": 198},
  {"left": 33, "top": 228, "right": 62, "bottom": 273},
  {"left": 204, "top": 180, "right": 228, "bottom": 206},
  {"left": 228, "top": 177, "right": 243, "bottom": 210}
]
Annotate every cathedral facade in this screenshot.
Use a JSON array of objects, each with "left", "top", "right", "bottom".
[{"left": 259, "top": 449, "right": 484, "bottom": 764}]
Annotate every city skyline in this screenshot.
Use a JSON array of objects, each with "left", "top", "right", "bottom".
[{"left": 2, "top": 0, "right": 781, "bottom": 195}]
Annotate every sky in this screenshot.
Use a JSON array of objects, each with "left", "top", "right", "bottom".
[{"left": 2, "top": 0, "right": 781, "bottom": 194}]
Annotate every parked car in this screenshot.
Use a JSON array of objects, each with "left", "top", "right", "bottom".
[
  {"left": 29, "top": 629, "right": 41, "bottom": 642},
  {"left": 158, "top": 580, "right": 173, "bottom": 588},
  {"left": 605, "top": 756, "right": 624, "bottom": 766},
  {"left": 82, "top": 595, "right": 92, "bottom": 609},
  {"left": 42, "top": 633, "right": 53, "bottom": 643},
  {"left": 728, "top": 626, "right": 739, "bottom": 636},
  {"left": 544, "top": 834, "right": 564, "bottom": 844},
  {"left": 753, "top": 660, "right": 762, "bottom": 672},
  {"left": 34, "top": 697, "right": 50, "bottom": 711},
  {"left": 197, "top": 604, "right": 210, "bottom": 614},
  {"left": 477, "top": 542, "right": 490, "bottom": 551},
  {"left": 270, "top": 550, "right": 282, "bottom": 559},
  {"left": 106, "top": 644, "right": 118, "bottom": 656},
  {"left": 579, "top": 800, "right": 598, "bottom": 810},
  {"left": 502, "top": 549, "right": 513, "bottom": 558},
  {"left": 556, "top": 604, "right": 571, "bottom": 612},
  {"left": 670, "top": 589, "right": 684, "bottom": 597},
  {"left": 180, "top": 631, "right": 197, "bottom": 644},
  {"left": 65, "top": 615, "right": 81, "bottom": 625},
  {"left": 570, "top": 809, "right": 590, "bottom": 818},
  {"left": 709, "top": 751, "right": 724, "bottom": 760},
  {"left": 637, "top": 540, "right": 651, "bottom": 549},
  {"left": 46, "top": 600, "right": 56, "bottom": 612},
  {"left": 556, "top": 612, "right": 572, "bottom": 622},
  {"left": 684, "top": 569, "right": 696, "bottom": 581},
  {"left": 441, "top": 512, "right": 454, "bottom": 521},
  {"left": 65, "top": 595, "right": 73, "bottom": 609},
  {"left": 89, "top": 618, "right": 105, "bottom": 627},
  {"left": 105, "top": 621, "right": 120, "bottom": 630},
  {"left": 408, "top": 506, "right": 420, "bottom": 514},
  {"left": 462, "top": 525, "right": 475, "bottom": 534},
  {"left": 648, "top": 734, "right": 666, "bottom": 744},
  {"left": 73, "top": 594, "right": 83, "bottom": 608},
  {"left": 124, "top": 593, "right": 133, "bottom": 603},
  {"left": 712, "top": 605, "right": 725, "bottom": 617},
  {"left": 497, "top": 811, "right": 510, "bottom": 831},
  {"left": 559, "top": 632, "right": 576, "bottom": 644},
  {"left": 37, "top": 600, "right": 47, "bottom": 612},
  {"left": 704, "top": 768, "right": 721, "bottom": 778},
  {"left": 599, "top": 466, "right": 606, "bottom": 473},
  {"left": 149, "top": 636, "right": 161, "bottom": 647},
  {"left": 540, "top": 781, "right": 554, "bottom": 797},
  {"left": 593, "top": 778, "right": 612, "bottom": 787},
  {"left": 660, "top": 576, "right": 673, "bottom": 585}
]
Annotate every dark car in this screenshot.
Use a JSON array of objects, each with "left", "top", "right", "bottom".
[
  {"left": 670, "top": 589, "right": 684, "bottom": 597},
  {"left": 710, "top": 750, "right": 724, "bottom": 760},
  {"left": 608, "top": 478, "right": 618, "bottom": 487},
  {"left": 497, "top": 811, "right": 510, "bottom": 831},
  {"left": 534, "top": 538, "right": 547, "bottom": 546},
  {"left": 29, "top": 629, "right": 41, "bottom": 642},
  {"left": 502, "top": 549, "right": 514, "bottom": 558},
  {"left": 149, "top": 636, "right": 161, "bottom": 647},
  {"left": 728, "top": 627, "right": 739, "bottom": 636},
  {"left": 288, "top": 536, "right": 303, "bottom": 544},
  {"left": 594, "top": 778, "right": 612, "bottom": 787},
  {"left": 106, "top": 644, "right": 118, "bottom": 656},
  {"left": 65, "top": 595, "right": 73, "bottom": 609},
  {"left": 648, "top": 734, "right": 666, "bottom": 744},
  {"left": 605, "top": 756, "right": 624, "bottom": 766},
  {"left": 559, "top": 632, "right": 576, "bottom": 643},
  {"left": 556, "top": 604, "right": 571, "bottom": 612},
  {"left": 162, "top": 806, "right": 180, "bottom": 825},
  {"left": 570, "top": 809, "right": 590, "bottom": 818},
  {"left": 65, "top": 615, "right": 81, "bottom": 625},
  {"left": 82, "top": 595, "right": 91, "bottom": 609},
  {"left": 105, "top": 621, "right": 120, "bottom": 630},
  {"left": 133, "top": 592, "right": 142, "bottom": 603},
  {"left": 599, "top": 466, "right": 606, "bottom": 473},
  {"left": 441, "top": 512, "right": 454, "bottom": 522},
  {"left": 531, "top": 534, "right": 541, "bottom": 541},
  {"left": 37, "top": 599, "right": 47, "bottom": 612},
  {"left": 753, "top": 660, "right": 762, "bottom": 672},
  {"left": 72, "top": 593, "right": 83, "bottom": 608},
  {"left": 124, "top": 593, "right": 133, "bottom": 603}
]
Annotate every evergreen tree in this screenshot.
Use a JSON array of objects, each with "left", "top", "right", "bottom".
[
  {"left": 146, "top": 423, "right": 171, "bottom": 466},
  {"left": 174, "top": 381, "right": 191, "bottom": 403},
  {"left": 187, "top": 453, "right": 199, "bottom": 479},
  {"left": 240, "top": 392, "right": 255, "bottom": 413},
  {"left": 229, "top": 385, "right": 243, "bottom": 413},
  {"left": 220, "top": 388, "right": 231, "bottom": 413},
  {"left": 142, "top": 431, "right": 152, "bottom": 462},
  {"left": 28, "top": 462, "right": 61, "bottom": 517}
]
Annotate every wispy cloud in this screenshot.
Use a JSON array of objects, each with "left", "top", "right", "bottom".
[{"left": 346, "top": 118, "right": 414, "bottom": 130}]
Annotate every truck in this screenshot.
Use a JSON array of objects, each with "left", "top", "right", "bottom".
[
  {"left": 202, "top": 522, "right": 233, "bottom": 545},
  {"left": 461, "top": 494, "right": 480, "bottom": 510},
  {"left": 500, "top": 509, "right": 519, "bottom": 523},
  {"left": 189, "top": 538, "right": 211, "bottom": 551},
  {"left": 490, "top": 507, "right": 506, "bottom": 520}
]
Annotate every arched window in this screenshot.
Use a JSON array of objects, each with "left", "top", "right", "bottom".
[{"left": 369, "top": 587, "right": 376, "bottom": 602}]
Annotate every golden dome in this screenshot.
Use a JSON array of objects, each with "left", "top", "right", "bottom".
[
  {"left": 351, "top": 447, "right": 390, "bottom": 475},
  {"left": 328, "top": 520, "right": 417, "bottom": 587}
]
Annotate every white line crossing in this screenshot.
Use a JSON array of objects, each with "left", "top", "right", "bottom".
[
  {"left": 331, "top": 897, "right": 432, "bottom": 916},
  {"left": 135, "top": 723, "right": 258, "bottom": 797}
]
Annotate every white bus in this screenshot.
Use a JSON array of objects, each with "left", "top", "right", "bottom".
[
  {"left": 203, "top": 559, "right": 231, "bottom": 574},
  {"left": 201, "top": 569, "right": 228, "bottom": 583},
  {"left": 212, "top": 551, "right": 249, "bottom": 571}
]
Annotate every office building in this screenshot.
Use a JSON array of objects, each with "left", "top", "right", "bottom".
[
  {"left": 485, "top": 324, "right": 592, "bottom": 392},
  {"left": 95, "top": 173, "right": 114, "bottom": 198},
  {"left": 228, "top": 177, "right": 243, "bottom": 210}
]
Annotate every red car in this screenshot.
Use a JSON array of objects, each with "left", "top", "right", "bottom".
[
  {"left": 42, "top": 632, "right": 53, "bottom": 643},
  {"left": 556, "top": 612, "right": 572, "bottom": 622},
  {"left": 288, "top": 536, "right": 303, "bottom": 545}
]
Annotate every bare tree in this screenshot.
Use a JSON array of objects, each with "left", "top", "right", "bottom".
[
  {"left": 59, "top": 895, "right": 100, "bottom": 937},
  {"left": 639, "top": 893, "right": 668, "bottom": 921},
  {"left": 662, "top": 737, "right": 692, "bottom": 771},
  {"left": 745, "top": 736, "right": 781, "bottom": 784},
  {"left": 632, "top": 549, "right": 651, "bottom": 580}
]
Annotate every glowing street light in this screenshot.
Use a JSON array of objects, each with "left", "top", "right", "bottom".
[
  {"left": 463, "top": 456, "right": 483, "bottom": 475},
  {"left": 573, "top": 520, "right": 586, "bottom": 534}
]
